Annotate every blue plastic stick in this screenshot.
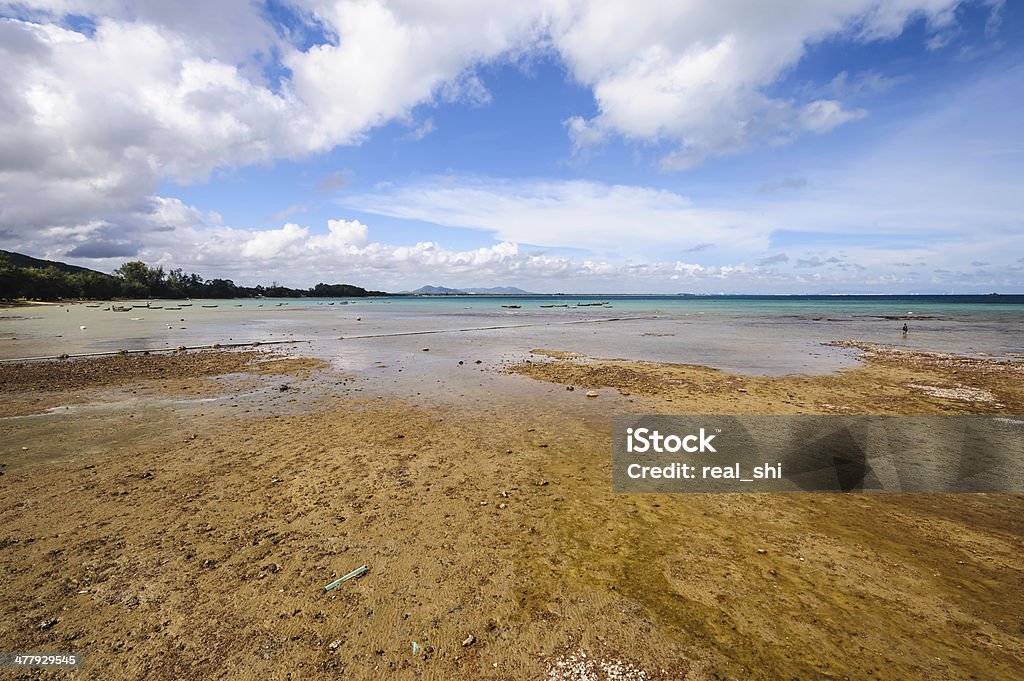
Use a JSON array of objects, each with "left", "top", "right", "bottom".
[{"left": 324, "top": 565, "right": 369, "bottom": 591}]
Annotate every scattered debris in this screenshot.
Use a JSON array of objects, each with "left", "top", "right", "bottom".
[
  {"left": 905, "top": 383, "right": 997, "bottom": 403},
  {"left": 545, "top": 648, "right": 653, "bottom": 680},
  {"left": 324, "top": 564, "right": 369, "bottom": 591}
]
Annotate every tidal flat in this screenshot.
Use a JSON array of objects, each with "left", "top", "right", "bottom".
[{"left": 1, "top": 297, "right": 1022, "bottom": 679}]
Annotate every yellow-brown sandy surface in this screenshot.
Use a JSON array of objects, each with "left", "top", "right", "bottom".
[
  {"left": 514, "top": 342, "right": 1024, "bottom": 414},
  {"left": 1, "top": 346, "right": 1022, "bottom": 679}
]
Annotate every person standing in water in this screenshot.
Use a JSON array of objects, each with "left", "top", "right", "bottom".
[{"left": 902, "top": 323, "right": 908, "bottom": 335}]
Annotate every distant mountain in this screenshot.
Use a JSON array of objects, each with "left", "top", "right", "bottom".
[
  {"left": 406, "top": 285, "right": 535, "bottom": 295},
  {"left": 0, "top": 249, "right": 111, "bottom": 277},
  {"left": 463, "top": 286, "right": 533, "bottom": 294},
  {"left": 408, "top": 285, "right": 466, "bottom": 295}
]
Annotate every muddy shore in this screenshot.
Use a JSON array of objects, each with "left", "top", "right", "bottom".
[{"left": 1, "top": 345, "right": 1022, "bottom": 679}]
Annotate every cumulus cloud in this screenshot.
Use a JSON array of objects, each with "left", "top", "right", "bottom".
[
  {"left": 0, "top": 0, "right": 1016, "bottom": 293},
  {"left": 241, "top": 223, "right": 310, "bottom": 259},
  {"left": 553, "top": 0, "right": 950, "bottom": 166},
  {"left": 0, "top": 0, "right": 977, "bottom": 243}
]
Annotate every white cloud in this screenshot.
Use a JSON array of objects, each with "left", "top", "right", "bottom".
[
  {"left": 798, "top": 100, "right": 868, "bottom": 133},
  {"left": 553, "top": 0, "right": 956, "bottom": 165},
  {"left": 313, "top": 218, "right": 370, "bottom": 249},
  {"left": 342, "top": 176, "right": 772, "bottom": 256},
  {"left": 0, "top": 0, "right": 1016, "bottom": 293},
  {"left": 0, "top": 1, "right": 975, "bottom": 239},
  {"left": 241, "top": 223, "right": 310, "bottom": 259},
  {"left": 282, "top": 0, "right": 547, "bottom": 147}
]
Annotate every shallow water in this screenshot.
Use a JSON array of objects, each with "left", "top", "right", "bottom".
[{"left": 3, "top": 296, "right": 1023, "bottom": 382}]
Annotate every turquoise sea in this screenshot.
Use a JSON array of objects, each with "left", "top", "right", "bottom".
[{"left": 2, "top": 295, "right": 1023, "bottom": 378}]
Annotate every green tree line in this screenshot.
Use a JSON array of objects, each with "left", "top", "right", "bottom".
[{"left": 0, "top": 256, "right": 386, "bottom": 301}]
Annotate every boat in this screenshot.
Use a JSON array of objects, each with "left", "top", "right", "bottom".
[
  {"left": 165, "top": 307, "right": 181, "bottom": 311},
  {"left": 202, "top": 304, "right": 218, "bottom": 308},
  {"left": 501, "top": 305, "right": 521, "bottom": 309},
  {"left": 112, "top": 305, "right": 131, "bottom": 312},
  {"left": 540, "top": 304, "right": 568, "bottom": 308}
]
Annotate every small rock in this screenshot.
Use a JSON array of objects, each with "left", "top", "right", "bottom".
[
  {"left": 39, "top": 618, "right": 59, "bottom": 631},
  {"left": 479, "top": 501, "right": 488, "bottom": 506},
  {"left": 462, "top": 635, "right": 475, "bottom": 647},
  {"left": 756, "top": 548, "right": 768, "bottom": 555},
  {"left": 498, "top": 503, "right": 508, "bottom": 509},
  {"left": 329, "top": 640, "right": 343, "bottom": 651}
]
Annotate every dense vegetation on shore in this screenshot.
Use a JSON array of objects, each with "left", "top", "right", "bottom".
[{"left": 0, "top": 252, "right": 386, "bottom": 300}]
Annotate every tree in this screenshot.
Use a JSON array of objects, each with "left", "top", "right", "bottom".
[
  {"left": 114, "top": 261, "right": 165, "bottom": 296},
  {"left": 204, "top": 278, "right": 237, "bottom": 298}
]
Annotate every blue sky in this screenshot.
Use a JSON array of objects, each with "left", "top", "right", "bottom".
[{"left": 1, "top": 1, "right": 1022, "bottom": 292}]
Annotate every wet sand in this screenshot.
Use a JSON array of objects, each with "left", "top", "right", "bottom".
[{"left": 1, "top": 344, "right": 1022, "bottom": 679}]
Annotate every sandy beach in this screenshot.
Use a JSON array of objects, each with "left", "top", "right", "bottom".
[{"left": 2, "top": 311, "right": 1023, "bottom": 679}]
